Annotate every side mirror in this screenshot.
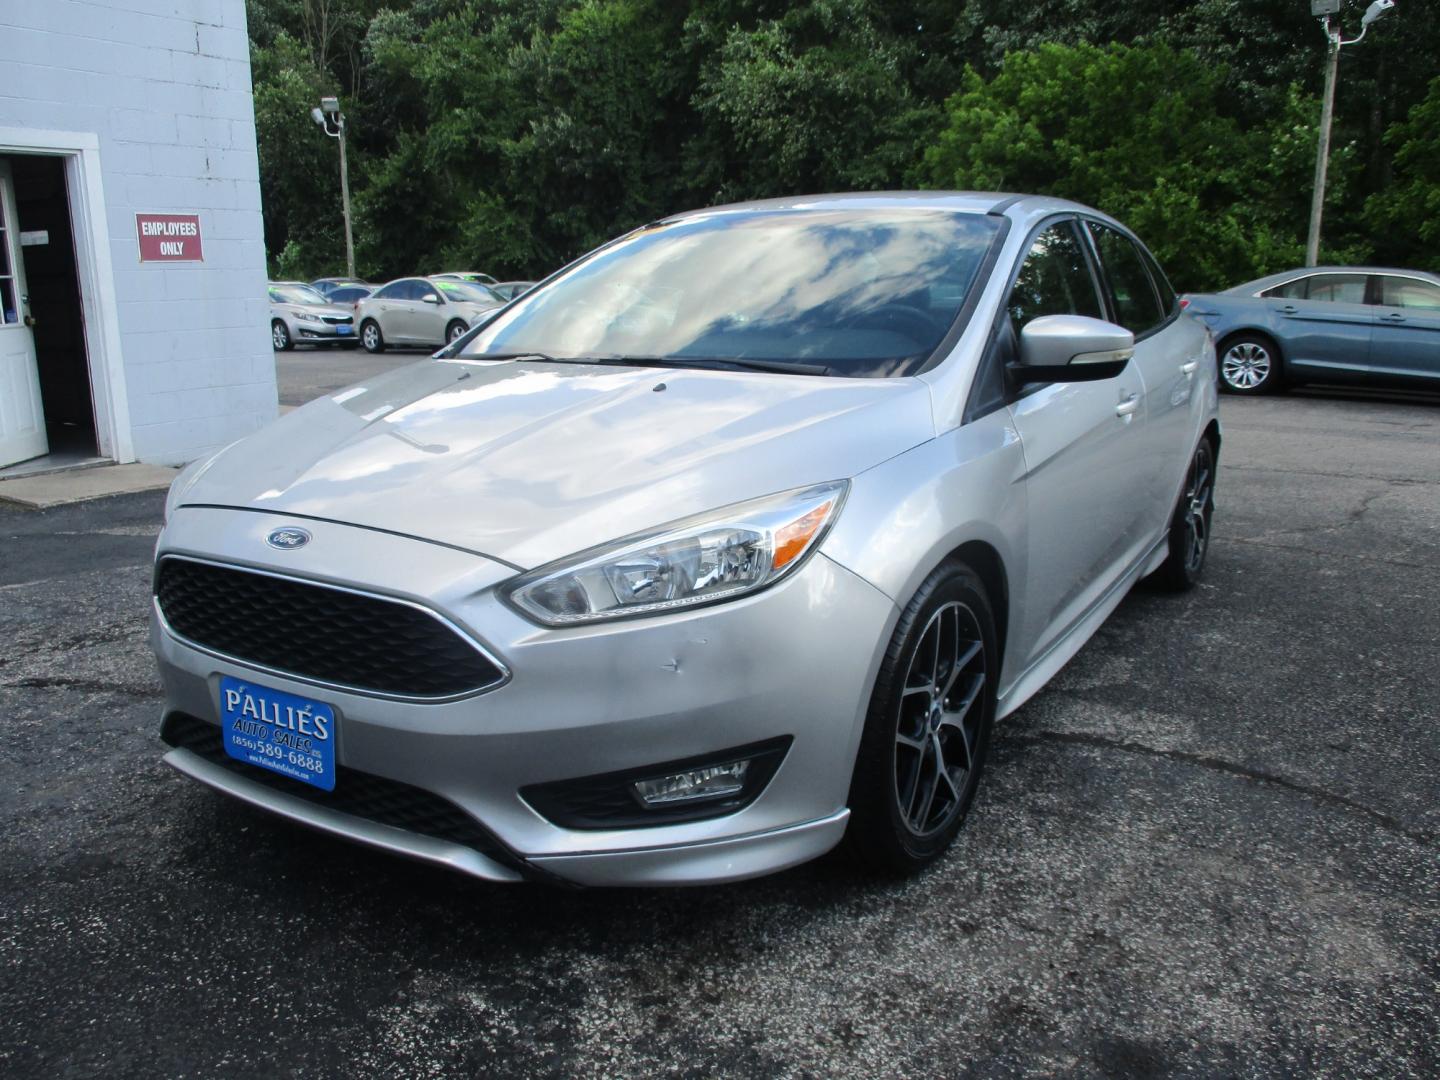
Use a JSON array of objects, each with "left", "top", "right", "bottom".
[
  {"left": 422, "top": 293, "right": 441, "bottom": 304},
  {"left": 1014, "top": 314, "right": 1134, "bottom": 382}
]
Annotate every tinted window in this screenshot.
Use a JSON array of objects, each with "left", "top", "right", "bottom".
[
  {"left": 1139, "top": 247, "right": 1177, "bottom": 314},
  {"left": 329, "top": 287, "right": 370, "bottom": 303},
  {"left": 1087, "top": 222, "right": 1163, "bottom": 333},
  {"left": 1305, "top": 274, "right": 1366, "bottom": 304},
  {"left": 413, "top": 280, "right": 442, "bottom": 302},
  {"left": 1261, "top": 278, "right": 1309, "bottom": 299},
  {"left": 1007, "top": 222, "right": 1104, "bottom": 331},
  {"left": 372, "top": 281, "right": 405, "bottom": 300},
  {"left": 459, "top": 209, "right": 1003, "bottom": 377},
  {"left": 1381, "top": 277, "right": 1440, "bottom": 310}
]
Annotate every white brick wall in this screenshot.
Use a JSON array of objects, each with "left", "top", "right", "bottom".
[{"left": 0, "top": 0, "right": 275, "bottom": 465}]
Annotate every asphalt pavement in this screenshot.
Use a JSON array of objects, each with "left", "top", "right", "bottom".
[{"left": 1, "top": 386, "right": 1436, "bottom": 1077}]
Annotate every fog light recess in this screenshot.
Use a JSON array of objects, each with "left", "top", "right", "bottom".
[{"left": 520, "top": 737, "right": 792, "bottom": 830}]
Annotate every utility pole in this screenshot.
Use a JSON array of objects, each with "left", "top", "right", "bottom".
[
  {"left": 311, "top": 96, "right": 355, "bottom": 278},
  {"left": 1304, "top": 0, "right": 1395, "bottom": 268}
]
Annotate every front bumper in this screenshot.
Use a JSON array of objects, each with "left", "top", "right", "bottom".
[
  {"left": 290, "top": 319, "right": 355, "bottom": 342},
  {"left": 152, "top": 507, "right": 896, "bottom": 885}
]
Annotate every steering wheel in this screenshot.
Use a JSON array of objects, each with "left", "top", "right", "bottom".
[{"left": 844, "top": 303, "right": 943, "bottom": 344}]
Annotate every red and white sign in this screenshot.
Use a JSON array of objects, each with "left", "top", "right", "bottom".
[{"left": 135, "top": 213, "right": 203, "bottom": 262}]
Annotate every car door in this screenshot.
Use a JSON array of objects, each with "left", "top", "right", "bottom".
[
  {"left": 1370, "top": 275, "right": 1440, "bottom": 385},
  {"left": 1003, "top": 219, "right": 1151, "bottom": 669},
  {"left": 411, "top": 280, "right": 448, "bottom": 345},
  {"left": 365, "top": 281, "right": 407, "bottom": 341},
  {"left": 1269, "top": 272, "right": 1373, "bottom": 381},
  {"left": 1085, "top": 220, "right": 1202, "bottom": 536}
]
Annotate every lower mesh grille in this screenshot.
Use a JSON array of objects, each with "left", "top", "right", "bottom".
[{"left": 161, "top": 712, "right": 519, "bottom": 868}]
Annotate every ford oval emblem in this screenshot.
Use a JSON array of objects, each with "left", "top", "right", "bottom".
[{"left": 266, "top": 527, "right": 312, "bottom": 551}]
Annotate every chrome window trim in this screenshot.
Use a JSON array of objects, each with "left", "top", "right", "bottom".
[{"left": 153, "top": 553, "right": 512, "bottom": 704}]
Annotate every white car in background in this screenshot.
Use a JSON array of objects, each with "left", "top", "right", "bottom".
[
  {"left": 267, "top": 282, "right": 358, "bottom": 350},
  {"left": 355, "top": 277, "right": 506, "bottom": 351}
]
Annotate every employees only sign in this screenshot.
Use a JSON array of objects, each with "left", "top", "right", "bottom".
[{"left": 135, "top": 213, "right": 203, "bottom": 262}]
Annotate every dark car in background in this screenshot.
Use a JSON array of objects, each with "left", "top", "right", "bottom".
[
  {"left": 324, "top": 284, "right": 373, "bottom": 310},
  {"left": 1184, "top": 267, "right": 1440, "bottom": 394},
  {"left": 311, "top": 276, "right": 371, "bottom": 298},
  {"left": 489, "top": 281, "right": 536, "bottom": 301}
]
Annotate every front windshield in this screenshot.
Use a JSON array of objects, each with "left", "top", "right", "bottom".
[
  {"left": 269, "top": 284, "right": 328, "bottom": 305},
  {"left": 435, "top": 280, "right": 502, "bottom": 304},
  {"left": 458, "top": 208, "right": 1001, "bottom": 377}
]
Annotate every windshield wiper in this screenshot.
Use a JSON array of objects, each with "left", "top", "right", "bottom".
[{"left": 587, "top": 355, "right": 831, "bottom": 377}]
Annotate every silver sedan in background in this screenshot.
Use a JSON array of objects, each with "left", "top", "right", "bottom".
[
  {"left": 267, "top": 282, "right": 358, "bottom": 350},
  {"left": 156, "top": 193, "right": 1218, "bottom": 886},
  {"left": 355, "top": 277, "right": 505, "bottom": 351}
]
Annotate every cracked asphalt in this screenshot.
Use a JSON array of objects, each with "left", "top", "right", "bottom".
[{"left": 2, "top": 387, "right": 1437, "bottom": 1078}]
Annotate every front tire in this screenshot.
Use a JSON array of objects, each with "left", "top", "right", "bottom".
[
  {"left": 1218, "top": 334, "right": 1281, "bottom": 394},
  {"left": 846, "top": 561, "right": 997, "bottom": 876},
  {"left": 360, "top": 319, "right": 385, "bottom": 354},
  {"left": 271, "top": 320, "right": 292, "bottom": 351},
  {"left": 446, "top": 320, "right": 469, "bottom": 344},
  {"left": 1153, "top": 438, "right": 1216, "bottom": 592}
]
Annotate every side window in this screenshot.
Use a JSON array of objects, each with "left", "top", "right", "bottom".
[
  {"left": 1139, "top": 246, "right": 1177, "bottom": 315},
  {"left": 1086, "top": 222, "right": 1163, "bottom": 334},
  {"left": 1381, "top": 277, "right": 1440, "bottom": 310},
  {"left": 1261, "top": 278, "right": 1309, "bottom": 300},
  {"left": 1305, "top": 274, "right": 1366, "bottom": 304},
  {"left": 414, "top": 280, "right": 441, "bottom": 303},
  {"left": 1007, "top": 221, "right": 1105, "bottom": 332},
  {"left": 372, "top": 282, "right": 403, "bottom": 300}
]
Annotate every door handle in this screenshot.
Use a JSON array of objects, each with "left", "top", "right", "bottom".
[
  {"left": 1277, "top": 305, "right": 1298, "bottom": 314},
  {"left": 1380, "top": 312, "right": 1406, "bottom": 322},
  {"left": 1115, "top": 393, "right": 1141, "bottom": 417},
  {"left": 1180, "top": 359, "right": 1198, "bottom": 374}
]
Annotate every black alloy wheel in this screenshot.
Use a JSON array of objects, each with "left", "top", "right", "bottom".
[
  {"left": 847, "top": 561, "right": 997, "bottom": 875},
  {"left": 1154, "top": 438, "right": 1216, "bottom": 591}
]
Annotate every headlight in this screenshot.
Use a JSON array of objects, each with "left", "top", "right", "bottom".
[
  {"left": 503, "top": 481, "right": 848, "bottom": 626},
  {"left": 295, "top": 311, "right": 321, "bottom": 322}
]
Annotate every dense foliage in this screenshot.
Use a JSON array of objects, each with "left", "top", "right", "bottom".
[{"left": 248, "top": 0, "right": 1439, "bottom": 291}]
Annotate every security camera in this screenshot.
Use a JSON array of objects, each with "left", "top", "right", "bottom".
[
  {"left": 1362, "top": 0, "right": 1395, "bottom": 27},
  {"left": 320, "top": 96, "right": 340, "bottom": 115}
]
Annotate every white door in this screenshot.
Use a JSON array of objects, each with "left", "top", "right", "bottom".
[{"left": 0, "top": 160, "right": 47, "bottom": 467}]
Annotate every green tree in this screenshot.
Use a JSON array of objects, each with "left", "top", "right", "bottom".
[
  {"left": 1365, "top": 76, "right": 1440, "bottom": 272},
  {"left": 914, "top": 42, "right": 1359, "bottom": 290}
]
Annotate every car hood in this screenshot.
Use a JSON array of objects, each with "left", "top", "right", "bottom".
[
  {"left": 275, "top": 302, "right": 354, "bottom": 318},
  {"left": 176, "top": 359, "right": 934, "bottom": 569}
]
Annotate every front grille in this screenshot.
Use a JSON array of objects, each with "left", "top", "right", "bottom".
[
  {"left": 321, "top": 315, "right": 354, "bottom": 325},
  {"left": 161, "top": 712, "right": 521, "bottom": 867},
  {"left": 154, "top": 557, "right": 505, "bottom": 699}
]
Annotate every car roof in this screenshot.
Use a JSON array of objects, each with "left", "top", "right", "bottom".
[
  {"left": 663, "top": 191, "right": 1118, "bottom": 229},
  {"left": 1224, "top": 266, "right": 1440, "bottom": 294}
]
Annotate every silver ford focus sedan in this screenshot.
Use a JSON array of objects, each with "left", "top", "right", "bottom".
[{"left": 153, "top": 193, "right": 1219, "bottom": 886}]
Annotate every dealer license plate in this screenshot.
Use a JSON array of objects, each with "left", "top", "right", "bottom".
[
  {"left": 220, "top": 676, "right": 336, "bottom": 791},
  {"left": 335, "top": 324, "right": 353, "bottom": 334}
]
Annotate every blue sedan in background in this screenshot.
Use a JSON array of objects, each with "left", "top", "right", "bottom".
[{"left": 1184, "top": 267, "right": 1440, "bottom": 394}]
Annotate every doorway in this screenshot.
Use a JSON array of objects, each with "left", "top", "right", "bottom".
[{"left": 0, "top": 152, "right": 98, "bottom": 472}]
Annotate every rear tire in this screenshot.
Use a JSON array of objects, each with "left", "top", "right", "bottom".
[
  {"left": 846, "top": 561, "right": 997, "bottom": 876},
  {"left": 1218, "top": 334, "right": 1281, "bottom": 394},
  {"left": 271, "top": 320, "right": 292, "bottom": 352},
  {"left": 360, "top": 320, "right": 385, "bottom": 354},
  {"left": 1153, "top": 438, "right": 1216, "bottom": 592}
]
